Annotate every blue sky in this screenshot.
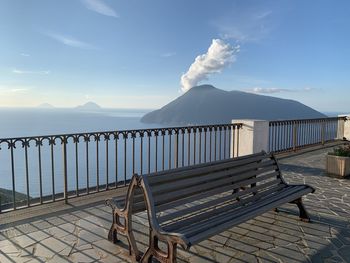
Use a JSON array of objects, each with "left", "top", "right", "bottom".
[{"left": 0, "top": 0, "right": 349, "bottom": 112}]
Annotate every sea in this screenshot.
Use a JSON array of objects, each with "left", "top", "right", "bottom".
[
  {"left": 0, "top": 108, "right": 164, "bottom": 201},
  {"left": 0, "top": 108, "right": 155, "bottom": 138}
]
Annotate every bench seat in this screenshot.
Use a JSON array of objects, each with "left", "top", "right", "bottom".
[
  {"left": 105, "top": 156, "right": 244, "bottom": 260},
  {"left": 138, "top": 151, "right": 315, "bottom": 263},
  {"left": 162, "top": 184, "right": 312, "bottom": 246}
]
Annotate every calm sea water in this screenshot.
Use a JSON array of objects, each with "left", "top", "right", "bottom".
[
  {"left": 0, "top": 108, "right": 164, "bottom": 199},
  {"left": 0, "top": 108, "right": 154, "bottom": 138}
]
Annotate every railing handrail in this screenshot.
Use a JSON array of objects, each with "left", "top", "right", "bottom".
[
  {"left": 0, "top": 123, "right": 243, "bottom": 142},
  {"left": 269, "top": 116, "right": 346, "bottom": 125}
]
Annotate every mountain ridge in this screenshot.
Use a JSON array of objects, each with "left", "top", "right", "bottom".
[{"left": 141, "top": 84, "right": 326, "bottom": 125}]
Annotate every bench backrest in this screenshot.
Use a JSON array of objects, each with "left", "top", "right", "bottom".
[
  {"left": 137, "top": 151, "right": 285, "bottom": 216},
  {"left": 130, "top": 155, "right": 251, "bottom": 213}
]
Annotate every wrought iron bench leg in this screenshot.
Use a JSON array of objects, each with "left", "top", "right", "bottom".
[
  {"left": 107, "top": 211, "right": 119, "bottom": 243},
  {"left": 106, "top": 175, "right": 141, "bottom": 261},
  {"left": 141, "top": 230, "right": 178, "bottom": 263},
  {"left": 291, "top": 197, "right": 311, "bottom": 222},
  {"left": 107, "top": 209, "right": 141, "bottom": 260}
]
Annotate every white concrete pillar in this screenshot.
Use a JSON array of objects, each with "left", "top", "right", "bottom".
[
  {"left": 231, "top": 119, "right": 269, "bottom": 157},
  {"left": 338, "top": 114, "right": 350, "bottom": 140}
]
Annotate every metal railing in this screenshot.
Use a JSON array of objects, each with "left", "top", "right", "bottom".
[
  {"left": 0, "top": 123, "right": 242, "bottom": 213},
  {"left": 268, "top": 117, "right": 345, "bottom": 153}
]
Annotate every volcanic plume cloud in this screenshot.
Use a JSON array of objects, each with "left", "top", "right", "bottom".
[{"left": 180, "top": 39, "right": 239, "bottom": 92}]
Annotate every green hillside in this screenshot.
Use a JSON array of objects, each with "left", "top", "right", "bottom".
[{"left": 0, "top": 188, "right": 29, "bottom": 205}]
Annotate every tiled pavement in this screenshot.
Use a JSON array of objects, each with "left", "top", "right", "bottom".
[{"left": 0, "top": 145, "right": 350, "bottom": 262}]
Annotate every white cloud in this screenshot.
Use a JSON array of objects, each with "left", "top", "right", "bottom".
[
  {"left": 303, "top": 87, "right": 316, "bottom": 91},
  {"left": 20, "top": 53, "right": 30, "bottom": 57},
  {"left": 250, "top": 87, "right": 292, "bottom": 94},
  {"left": 0, "top": 85, "right": 30, "bottom": 94},
  {"left": 12, "top": 69, "right": 50, "bottom": 75},
  {"left": 248, "top": 87, "right": 317, "bottom": 94},
  {"left": 214, "top": 8, "right": 273, "bottom": 43},
  {"left": 161, "top": 52, "right": 176, "bottom": 58},
  {"left": 81, "top": 0, "right": 118, "bottom": 18},
  {"left": 10, "top": 88, "right": 28, "bottom": 93},
  {"left": 46, "top": 32, "right": 95, "bottom": 49},
  {"left": 180, "top": 39, "right": 239, "bottom": 92}
]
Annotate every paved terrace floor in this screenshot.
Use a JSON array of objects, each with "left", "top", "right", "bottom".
[{"left": 1, "top": 144, "right": 350, "bottom": 263}]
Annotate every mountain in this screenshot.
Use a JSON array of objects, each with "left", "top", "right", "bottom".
[
  {"left": 76, "top": 101, "right": 102, "bottom": 111},
  {"left": 37, "top": 103, "right": 55, "bottom": 108},
  {"left": 0, "top": 188, "right": 29, "bottom": 204},
  {"left": 141, "top": 85, "right": 326, "bottom": 125}
]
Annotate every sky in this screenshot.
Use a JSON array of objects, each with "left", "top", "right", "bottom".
[{"left": 0, "top": 0, "right": 349, "bottom": 112}]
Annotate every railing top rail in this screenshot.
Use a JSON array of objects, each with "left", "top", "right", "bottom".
[
  {"left": 0, "top": 123, "right": 243, "bottom": 142},
  {"left": 269, "top": 116, "right": 346, "bottom": 125}
]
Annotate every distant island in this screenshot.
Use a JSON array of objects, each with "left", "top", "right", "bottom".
[
  {"left": 37, "top": 103, "right": 55, "bottom": 108},
  {"left": 0, "top": 188, "right": 29, "bottom": 205},
  {"left": 141, "top": 84, "right": 326, "bottom": 125},
  {"left": 75, "top": 101, "right": 102, "bottom": 111}
]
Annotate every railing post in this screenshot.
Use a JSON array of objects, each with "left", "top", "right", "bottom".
[
  {"left": 174, "top": 130, "right": 178, "bottom": 168},
  {"left": 62, "top": 136, "right": 68, "bottom": 204},
  {"left": 321, "top": 120, "right": 325, "bottom": 145},
  {"left": 293, "top": 121, "right": 297, "bottom": 151}
]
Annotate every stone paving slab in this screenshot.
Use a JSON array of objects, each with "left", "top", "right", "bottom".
[{"left": 0, "top": 146, "right": 350, "bottom": 262}]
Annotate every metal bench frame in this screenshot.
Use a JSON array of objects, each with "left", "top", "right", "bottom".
[
  {"left": 138, "top": 151, "right": 315, "bottom": 263},
  {"left": 105, "top": 175, "right": 141, "bottom": 261},
  {"left": 106, "top": 151, "right": 315, "bottom": 263}
]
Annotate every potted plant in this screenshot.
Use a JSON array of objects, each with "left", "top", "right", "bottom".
[{"left": 326, "top": 144, "right": 350, "bottom": 177}]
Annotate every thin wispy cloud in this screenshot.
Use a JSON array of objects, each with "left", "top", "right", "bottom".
[
  {"left": 10, "top": 88, "right": 29, "bottom": 93},
  {"left": 0, "top": 85, "right": 30, "bottom": 94},
  {"left": 161, "top": 52, "right": 176, "bottom": 58},
  {"left": 248, "top": 87, "right": 316, "bottom": 94},
  {"left": 213, "top": 7, "right": 273, "bottom": 43},
  {"left": 46, "top": 32, "right": 96, "bottom": 49},
  {"left": 12, "top": 69, "right": 50, "bottom": 75},
  {"left": 20, "top": 53, "right": 30, "bottom": 57},
  {"left": 81, "top": 0, "right": 118, "bottom": 18}
]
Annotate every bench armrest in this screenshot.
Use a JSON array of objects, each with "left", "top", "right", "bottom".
[
  {"left": 139, "top": 174, "right": 191, "bottom": 249},
  {"left": 105, "top": 174, "right": 140, "bottom": 213},
  {"left": 287, "top": 183, "right": 316, "bottom": 193},
  {"left": 105, "top": 198, "right": 125, "bottom": 211}
]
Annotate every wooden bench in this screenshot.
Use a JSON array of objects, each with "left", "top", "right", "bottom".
[
  {"left": 105, "top": 157, "right": 238, "bottom": 260},
  {"left": 106, "top": 151, "right": 315, "bottom": 262},
  {"left": 138, "top": 151, "right": 315, "bottom": 263}
]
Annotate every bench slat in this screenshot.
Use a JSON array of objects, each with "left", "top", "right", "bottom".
[
  {"left": 163, "top": 181, "right": 287, "bottom": 232},
  {"left": 178, "top": 185, "right": 307, "bottom": 237},
  {"left": 158, "top": 178, "right": 283, "bottom": 224},
  {"left": 152, "top": 167, "right": 280, "bottom": 208},
  {"left": 149, "top": 170, "right": 281, "bottom": 213},
  {"left": 146, "top": 154, "right": 254, "bottom": 178},
  {"left": 147, "top": 152, "right": 271, "bottom": 185},
  {"left": 187, "top": 186, "right": 312, "bottom": 244},
  {"left": 150, "top": 160, "right": 277, "bottom": 196}
]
